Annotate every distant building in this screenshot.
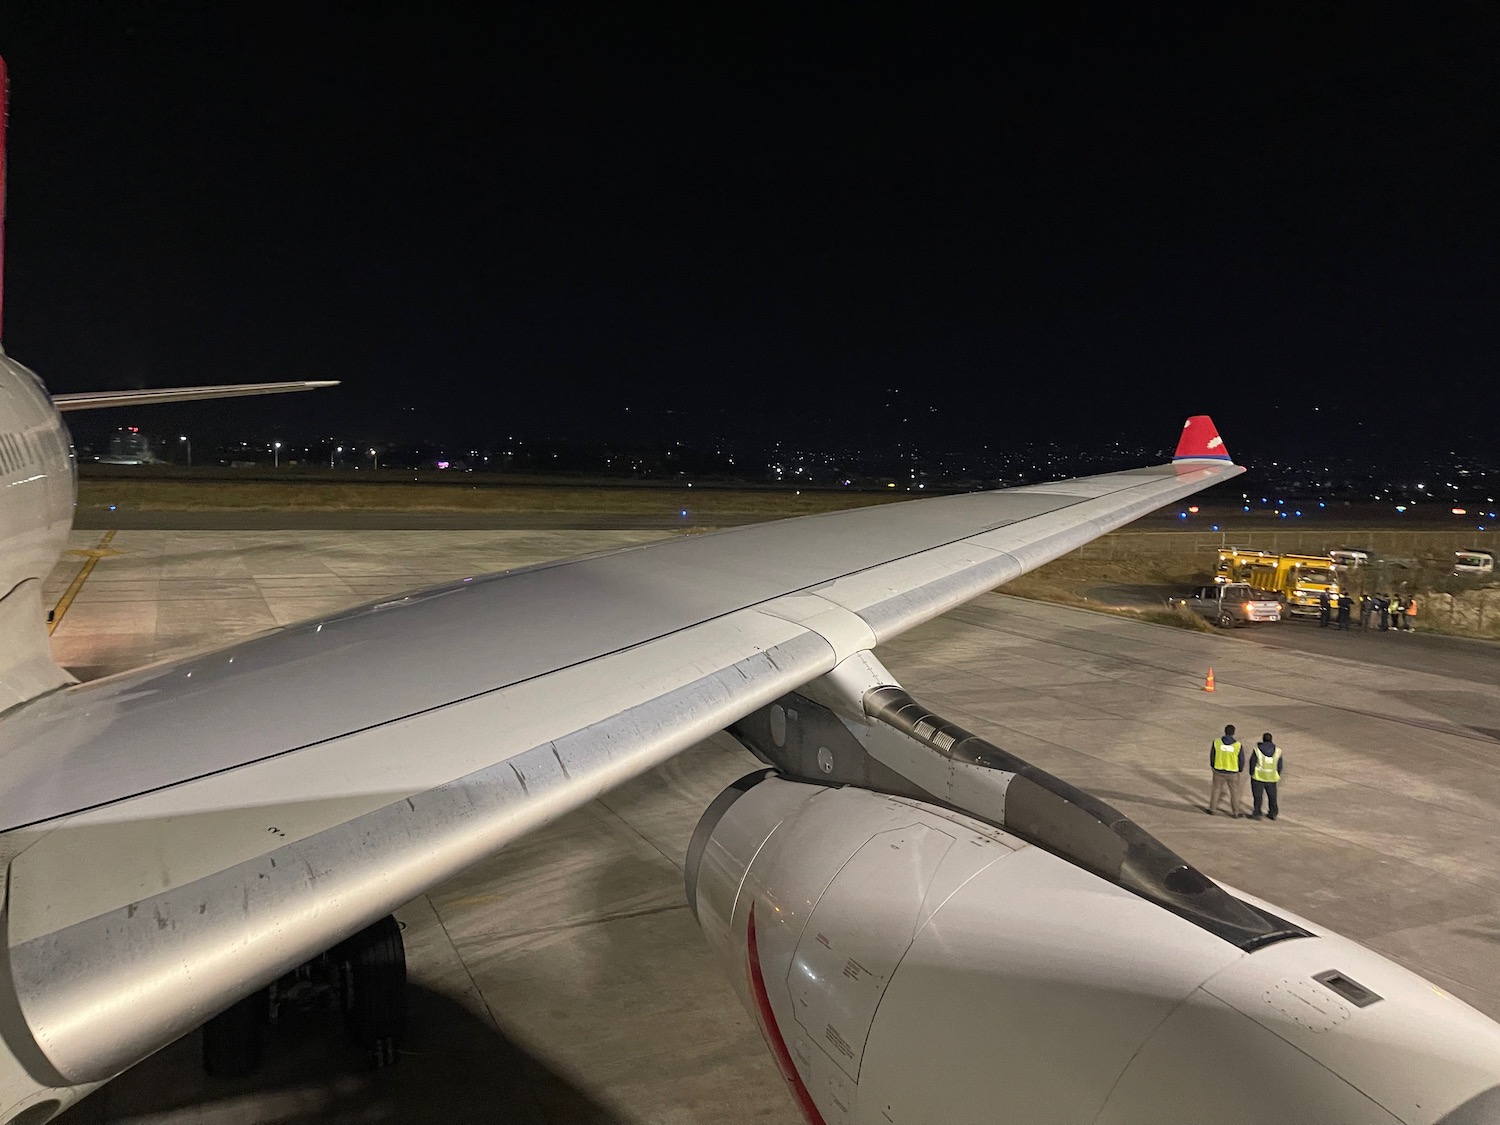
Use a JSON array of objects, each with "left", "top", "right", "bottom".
[{"left": 96, "top": 427, "right": 156, "bottom": 465}]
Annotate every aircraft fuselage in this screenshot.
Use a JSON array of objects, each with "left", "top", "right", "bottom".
[{"left": 0, "top": 353, "right": 76, "bottom": 713}]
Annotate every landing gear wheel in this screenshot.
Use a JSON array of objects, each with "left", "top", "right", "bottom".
[
  {"left": 1216, "top": 612, "right": 1235, "bottom": 629},
  {"left": 339, "top": 914, "right": 407, "bottom": 1068},
  {"left": 202, "top": 989, "right": 267, "bottom": 1077}
]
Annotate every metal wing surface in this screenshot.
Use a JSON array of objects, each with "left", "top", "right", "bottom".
[{"left": 0, "top": 448, "right": 1239, "bottom": 1085}]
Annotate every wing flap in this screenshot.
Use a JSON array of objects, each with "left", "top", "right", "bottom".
[{"left": 7, "top": 606, "right": 828, "bottom": 944}]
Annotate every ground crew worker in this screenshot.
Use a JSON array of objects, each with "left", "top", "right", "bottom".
[
  {"left": 1376, "top": 593, "right": 1390, "bottom": 631},
  {"left": 1207, "top": 724, "right": 1245, "bottom": 817},
  {"left": 1336, "top": 592, "right": 1352, "bottom": 630},
  {"left": 1387, "top": 594, "right": 1402, "bottom": 631},
  {"left": 1318, "top": 590, "right": 1331, "bottom": 628},
  {"left": 1404, "top": 595, "right": 1417, "bottom": 632},
  {"left": 1250, "top": 732, "right": 1284, "bottom": 820}
]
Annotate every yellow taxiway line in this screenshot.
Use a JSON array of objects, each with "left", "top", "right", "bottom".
[{"left": 49, "top": 529, "right": 118, "bottom": 635}]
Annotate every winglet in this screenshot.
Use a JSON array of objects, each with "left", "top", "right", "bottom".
[{"left": 1173, "top": 415, "right": 1232, "bottom": 462}]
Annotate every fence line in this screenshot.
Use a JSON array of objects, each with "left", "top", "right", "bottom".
[
  {"left": 1419, "top": 589, "right": 1500, "bottom": 638},
  {"left": 1074, "top": 528, "right": 1500, "bottom": 559}
]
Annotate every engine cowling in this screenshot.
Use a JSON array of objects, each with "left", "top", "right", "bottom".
[{"left": 687, "top": 772, "right": 1500, "bottom": 1125}]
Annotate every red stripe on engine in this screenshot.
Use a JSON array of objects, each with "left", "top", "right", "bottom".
[{"left": 746, "top": 902, "right": 828, "bottom": 1125}]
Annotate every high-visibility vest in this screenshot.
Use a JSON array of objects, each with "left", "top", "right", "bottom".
[
  {"left": 1406, "top": 599, "right": 1417, "bottom": 617},
  {"left": 1252, "top": 746, "right": 1282, "bottom": 783},
  {"left": 1213, "top": 737, "right": 1241, "bottom": 772}
]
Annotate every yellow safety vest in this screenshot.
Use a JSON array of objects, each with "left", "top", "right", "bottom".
[
  {"left": 1252, "top": 747, "right": 1282, "bottom": 783},
  {"left": 1213, "top": 738, "right": 1241, "bottom": 772}
]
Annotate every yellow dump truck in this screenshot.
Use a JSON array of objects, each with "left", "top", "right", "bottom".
[
  {"left": 1215, "top": 547, "right": 1275, "bottom": 583},
  {"left": 1215, "top": 549, "right": 1341, "bottom": 617}
]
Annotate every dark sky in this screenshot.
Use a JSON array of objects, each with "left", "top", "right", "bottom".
[{"left": 1, "top": 3, "right": 1496, "bottom": 460}]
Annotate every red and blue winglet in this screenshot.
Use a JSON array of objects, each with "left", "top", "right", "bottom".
[{"left": 1173, "top": 415, "right": 1233, "bottom": 462}]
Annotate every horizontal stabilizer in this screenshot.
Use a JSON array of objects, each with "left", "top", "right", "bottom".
[{"left": 52, "top": 380, "right": 339, "bottom": 411}]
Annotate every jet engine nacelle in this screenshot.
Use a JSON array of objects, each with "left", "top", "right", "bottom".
[{"left": 687, "top": 772, "right": 1500, "bottom": 1125}]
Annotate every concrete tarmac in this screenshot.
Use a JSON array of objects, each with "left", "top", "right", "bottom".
[
  {"left": 75, "top": 511, "right": 764, "bottom": 531},
  {"left": 44, "top": 528, "right": 1500, "bottom": 1123},
  {"left": 1232, "top": 613, "right": 1500, "bottom": 691}
]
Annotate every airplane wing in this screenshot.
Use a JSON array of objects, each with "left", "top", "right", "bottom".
[
  {"left": 0, "top": 418, "right": 1240, "bottom": 1091},
  {"left": 49, "top": 380, "right": 339, "bottom": 410}
]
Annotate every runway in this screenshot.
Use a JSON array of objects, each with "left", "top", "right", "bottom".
[{"left": 45, "top": 527, "right": 1500, "bottom": 1124}]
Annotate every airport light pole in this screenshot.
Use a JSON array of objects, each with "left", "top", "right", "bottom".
[
  {"left": 369, "top": 447, "right": 379, "bottom": 471},
  {"left": 178, "top": 435, "right": 191, "bottom": 467},
  {"left": 330, "top": 445, "right": 343, "bottom": 469},
  {"left": 273, "top": 441, "right": 282, "bottom": 468}
]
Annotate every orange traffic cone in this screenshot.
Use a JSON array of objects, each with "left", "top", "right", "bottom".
[{"left": 1203, "top": 668, "right": 1216, "bottom": 692}]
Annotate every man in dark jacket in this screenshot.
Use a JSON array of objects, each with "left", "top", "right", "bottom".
[
  {"left": 1336, "top": 593, "right": 1352, "bottom": 630},
  {"left": 1207, "top": 724, "right": 1245, "bottom": 817},
  {"left": 1250, "top": 733, "right": 1285, "bottom": 820},
  {"left": 1318, "top": 590, "right": 1331, "bottom": 628}
]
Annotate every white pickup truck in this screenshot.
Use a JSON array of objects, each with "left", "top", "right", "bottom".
[
  {"left": 1176, "top": 582, "right": 1283, "bottom": 628},
  {"left": 1455, "top": 549, "right": 1495, "bottom": 577}
]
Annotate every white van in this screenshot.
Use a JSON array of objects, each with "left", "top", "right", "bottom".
[{"left": 1454, "top": 549, "right": 1495, "bottom": 576}]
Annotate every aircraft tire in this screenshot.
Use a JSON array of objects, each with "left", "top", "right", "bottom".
[
  {"left": 201, "top": 990, "right": 266, "bottom": 1077},
  {"left": 339, "top": 914, "right": 407, "bottom": 1068}
]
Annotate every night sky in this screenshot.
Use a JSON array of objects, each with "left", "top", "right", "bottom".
[{"left": 1, "top": 4, "right": 1496, "bottom": 462}]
